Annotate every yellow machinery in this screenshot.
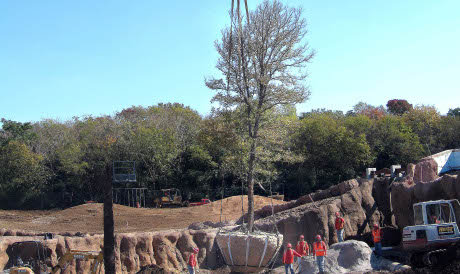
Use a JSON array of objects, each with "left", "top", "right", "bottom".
[
  {"left": 154, "top": 188, "right": 187, "bottom": 207},
  {"left": 50, "top": 249, "right": 103, "bottom": 274}
]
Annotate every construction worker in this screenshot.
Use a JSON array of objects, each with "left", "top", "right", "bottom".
[
  {"left": 335, "top": 212, "right": 345, "bottom": 242},
  {"left": 372, "top": 224, "right": 383, "bottom": 257},
  {"left": 282, "top": 243, "right": 301, "bottom": 274},
  {"left": 313, "top": 235, "right": 327, "bottom": 274},
  {"left": 187, "top": 247, "right": 199, "bottom": 274},
  {"left": 296, "top": 235, "right": 309, "bottom": 272},
  {"left": 431, "top": 215, "right": 441, "bottom": 224}
]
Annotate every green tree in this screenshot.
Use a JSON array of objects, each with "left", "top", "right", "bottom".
[
  {"left": 371, "top": 116, "right": 424, "bottom": 169},
  {"left": 403, "top": 105, "right": 441, "bottom": 154},
  {"left": 206, "top": 0, "right": 314, "bottom": 231},
  {"left": 0, "top": 118, "right": 36, "bottom": 146},
  {"left": 447, "top": 108, "right": 460, "bottom": 117},
  {"left": 292, "top": 112, "right": 372, "bottom": 194},
  {"left": 0, "top": 141, "right": 49, "bottom": 209}
]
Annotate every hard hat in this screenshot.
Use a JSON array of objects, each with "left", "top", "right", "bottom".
[
  {"left": 335, "top": 212, "right": 340, "bottom": 217},
  {"left": 193, "top": 248, "right": 199, "bottom": 253},
  {"left": 300, "top": 235, "right": 304, "bottom": 239},
  {"left": 373, "top": 224, "right": 379, "bottom": 228},
  {"left": 316, "top": 235, "right": 321, "bottom": 240},
  {"left": 287, "top": 243, "right": 292, "bottom": 248}
]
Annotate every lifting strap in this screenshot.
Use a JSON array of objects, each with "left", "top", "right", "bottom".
[
  {"left": 258, "top": 235, "right": 269, "bottom": 267},
  {"left": 245, "top": 235, "right": 250, "bottom": 266},
  {"left": 227, "top": 234, "right": 234, "bottom": 265}
]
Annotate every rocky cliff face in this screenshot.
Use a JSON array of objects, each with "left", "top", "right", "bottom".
[
  {"left": 0, "top": 229, "right": 223, "bottom": 273},
  {"left": 391, "top": 158, "right": 460, "bottom": 229},
  {"left": 1, "top": 177, "right": 403, "bottom": 273},
  {"left": 254, "top": 179, "right": 386, "bottom": 248}
]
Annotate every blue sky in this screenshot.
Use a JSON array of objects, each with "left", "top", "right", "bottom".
[{"left": 1, "top": 0, "right": 459, "bottom": 124}]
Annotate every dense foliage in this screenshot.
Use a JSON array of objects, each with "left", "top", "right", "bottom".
[{"left": 1, "top": 101, "right": 459, "bottom": 209}]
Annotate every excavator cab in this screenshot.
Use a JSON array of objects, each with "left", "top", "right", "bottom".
[{"left": 402, "top": 200, "right": 460, "bottom": 265}]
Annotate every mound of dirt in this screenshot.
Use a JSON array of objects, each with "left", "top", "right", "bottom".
[{"left": 0, "top": 195, "right": 285, "bottom": 234}]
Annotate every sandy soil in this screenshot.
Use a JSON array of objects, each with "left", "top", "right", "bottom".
[{"left": 0, "top": 195, "right": 284, "bottom": 234}]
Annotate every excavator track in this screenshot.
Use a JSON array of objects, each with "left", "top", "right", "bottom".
[{"left": 422, "top": 249, "right": 447, "bottom": 266}]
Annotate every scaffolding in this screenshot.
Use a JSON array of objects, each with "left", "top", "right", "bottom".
[
  {"left": 112, "top": 161, "right": 146, "bottom": 208},
  {"left": 113, "top": 188, "right": 147, "bottom": 208}
]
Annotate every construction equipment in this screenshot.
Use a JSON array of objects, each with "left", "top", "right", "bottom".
[
  {"left": 402, "top": 199, "right": 460, "bottom": 265},
  {"left": 50, "top": 249, "right": 103, "bottom": 274},
  {"left": 153, "top": 188, "right": 187, "bottom": 208},
  {"left": 189, "top": 199, "right": 211, "bottom": 207}
]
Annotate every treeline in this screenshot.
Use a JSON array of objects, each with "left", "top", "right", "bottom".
[{"left": 1, "top": 101, "right": 459, "bottom": 209}]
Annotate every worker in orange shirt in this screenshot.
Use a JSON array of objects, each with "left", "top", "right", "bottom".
[
  {"left": 313, "top": 235, "right": 327, "bottom": 274},
  {"left": 282, "top": 243, "right": 301, "bottom": 274},
  {"left": 335, "top": 212, "right": 345, "bottom": 242},
  {"left": 295, "top": 235, "right": 309, "bottom": 272},
  {"left": 187, "top": 247, "right": 199, "bottom": 274},
  {"left": 372, "top": 224, "right": 383, "bottom": 257}
]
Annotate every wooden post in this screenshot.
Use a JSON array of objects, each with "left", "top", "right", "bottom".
[{"left": 103, "top": 164, "right": 115, "bottom": 273}]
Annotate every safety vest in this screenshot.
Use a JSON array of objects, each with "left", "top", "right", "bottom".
[
  {"left": 335, "top": 217, "right": 345, "bottom": 230},
  {"left": 296, "top": 241, "right": 309, "bottom": 256},
  {"left": 372, "top": 229, "right": 382, "bottom": 243},
  {"left": 313, "top": 241, "right": 327, "bottom": 256},
  {"left": 187, "top": 253, "right": 197, "bottom": 267},
  {"left": 283, "top": 249, "right": 295, "bottom": 264}
]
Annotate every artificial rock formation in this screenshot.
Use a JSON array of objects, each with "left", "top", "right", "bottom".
[
  {"left": 391, "top": 158, "right": 460, "bottom": 229},
  {"left": 254, "top": 180, "right": 384, "bottom": 249},
  {"left": 0, "top": 229, "right": 223, "bottom": 273}
]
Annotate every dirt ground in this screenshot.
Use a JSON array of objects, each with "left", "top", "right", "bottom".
[{"left": 0, "top": 195, "right": 284, "bottom": 234}]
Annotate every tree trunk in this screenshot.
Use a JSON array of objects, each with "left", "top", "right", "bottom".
[
  {"left": 247, "top": 139, "right": 256, "bottom": 232},
  {"left": 103, "top": 166, "right": 116, "bottom": 273}
]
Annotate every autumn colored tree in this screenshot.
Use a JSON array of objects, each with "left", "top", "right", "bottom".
[
  {"left": 386, "top": 99, "right": 413, "bottom": 115},
  {"left": 353, "top": 102, "right": 387, "bottom": 120}
]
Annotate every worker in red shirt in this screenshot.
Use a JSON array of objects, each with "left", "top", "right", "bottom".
[
  {"left": 372, "top": 224, "right": 383, "bottom": 257},
  {"left": 335, "top": 212, "right": 345, "bottom": 242},
  {"left": 282, "top": 243, "right": 301, "bottom": 274},
  {"left": 295, "top": 235, "right": 309, "bottom": 272},
  {"left": 187, "top": 247, "right": 199, "bottom": 274},
  {"left": 313, "top": 235, "right": 327, "bottom": 274}
]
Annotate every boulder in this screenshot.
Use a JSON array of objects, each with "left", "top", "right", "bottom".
[
  {"left": 299, "top": 240, "right": 373, "bottom": 273},
  {"left": 215, "top": 231, "right": 283, "bottom": 273}
]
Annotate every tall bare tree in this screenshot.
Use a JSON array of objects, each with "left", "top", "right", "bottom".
[{"left": 206, "top": 0, "right": 314, "bottom": 231}]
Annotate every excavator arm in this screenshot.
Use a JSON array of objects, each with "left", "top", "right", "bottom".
[{"left": 51, "top": 250, "right": 104, "bottom": 274}]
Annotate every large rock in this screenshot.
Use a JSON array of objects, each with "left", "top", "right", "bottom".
[
  {"left": 391, "top": 172, "right": 459, "bottom": 229},
  {"left": 215, "top": 231, "right": 283, "bottom": 273},
  {"left": 255, "top": 180, "right": 383, "bottom": 248},
  {"left": 299, "top": 240, "right": 373, "bottom": 273},
  {"left": 237, "top": 179, "right": 361, "bottom": 225}
]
